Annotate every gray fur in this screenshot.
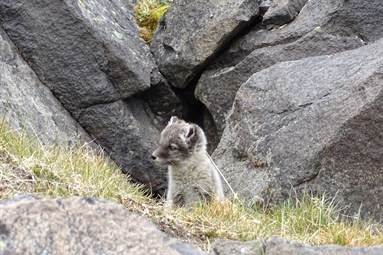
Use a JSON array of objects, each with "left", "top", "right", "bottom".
[{"left": 152, "top": 116, "right": 224, "bottom": 207}]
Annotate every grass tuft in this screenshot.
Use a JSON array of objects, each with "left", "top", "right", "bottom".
[
  {"left": 1, "top": 121, "right": 382, "bottom": 250},
  {"left": 0, "top": 121, "right": 149, "bottom": 208},
  {"left": 134, "top": 0, "right": 171, "bottom": 43}
]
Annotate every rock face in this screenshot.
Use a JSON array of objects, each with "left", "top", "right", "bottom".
[
  {"left": 211, "top": 237, "right": 383, "bottom": 255},
  {"left": 0, "top": 0, "right": 173, "bottom": 194},
  {"left": 77, "top": 99, "right": 166, "bottom": 187},
  {"left": 213, "top": 38, "right": 383, "bottom": 218},
  {"left": 151, "top": 0, "right": 259, "bottom": 89},
  {"left": 0, "top": 28, "right": 92, "bottom": 145},
  {"left": 195, "top": 0, "right": 380, "bottom": 134},
  {"left": 0, "top": 196, "right": 205, "bottom": 255},
  {"left": 195, "top": 30, "right": 363, "bottom": 134},
  {"left": 262, "top": 0, "right": 307, "bottom": 27},
  {"left": 1, "top": 0, "right": 151, "bottom": 109}
]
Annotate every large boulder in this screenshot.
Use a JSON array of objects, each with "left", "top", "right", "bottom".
[
  {"left": 0, "top": 28, "right": 92, "bottom": 145},
  {"left": 0, "top": 0, "right": 172, "bottom": 194},
  {"left": 211, "top": 237, "right": 383, "bottom": 255},
  {"left": 213, "top": 38, "right": 383, "bottom": 219},
  {"left": 0, "top": 196, "right": 205, "bottom": 255},
  {"left": 195, "top": 30, "right": 363, "bottom": 134},
  {"left": 150, "top": 0, "right": 260, "bottom": 89},
  {"left": 195, "top": 0, "right": 383, "bottom": 135},
  {"left": 0, "top": 0, "right": 151, "bottom": 110}
]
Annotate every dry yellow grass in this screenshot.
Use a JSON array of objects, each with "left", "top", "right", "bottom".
[{"left": 0, "top": 122, "right": 149, "bottom": 208}]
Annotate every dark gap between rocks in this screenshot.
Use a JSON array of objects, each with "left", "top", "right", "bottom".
[{"left": 167, "top": 11, "right": 264, "bottom": 154}]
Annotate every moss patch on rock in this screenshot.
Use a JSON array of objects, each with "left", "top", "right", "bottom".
[{"left": 134, "top": 0, "right": 170, "bottom": 43}]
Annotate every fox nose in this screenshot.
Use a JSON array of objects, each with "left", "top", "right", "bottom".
[{"left": 151, "top": 155, "right": 156, "bottom": 160}]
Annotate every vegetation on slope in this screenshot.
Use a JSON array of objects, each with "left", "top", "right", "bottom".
[
  {"left": 1, "top": 121, "right": 382, "bottom": 250},
  {"left": 134, "top": 0, "right": 172, "bottom": 43}
]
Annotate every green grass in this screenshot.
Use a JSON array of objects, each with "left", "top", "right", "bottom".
[
  {"left": 134, "top": 0, "right": 171, "bottom": 43},
  {"left": 1, "top": 121, "right": 382, "bottom": 250}
]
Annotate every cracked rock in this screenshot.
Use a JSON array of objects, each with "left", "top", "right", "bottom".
[{"left": 213, "top": 38, "right": 383, "bottom": 219}]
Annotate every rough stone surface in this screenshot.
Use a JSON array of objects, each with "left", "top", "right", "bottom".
[
  {"left": 211, "top": 239, "right": 265, "bottom": 255},
  {"left": 77, "top": 99, "right": 167, "bottom": 193},
  {"left": 262, "top": 0, "right": 307, "bottom": 27},
  {"left": 150, "top": 0, "right": 259, "bottom": 89},
  {"left": 206, "top": 0, "right": 344, "bottom": 73},
  {"left": 0, "top": 196, "right": 205, "bottom": 255},
  {"left": 211, "top": 236, "right": 383, "bottom": 255},
  {"left": 0, "top": 28, "right": 92, "bottom": 146},
  {"left": 141, "top": 69, "right": 185, "bottom": 124},
  {"left": 224, "top": 0, "right": 383, "bottom": 66},
  {"left": 195, "top": 30, "right": 363, "bottom": 134},
  {"left": 0, "top": 0, "right": 153, "bottom": 110},
  {"left": 213, "top": 38, "right": 383, "bottom": 219},
  {"left": 258, "top": 0, "right": 275, "bottom": 11},
  {"left": 322, "top": 0, "right": 383, "bottom": 43},
  {"left": 211, "top": 237, "right": 383, "bottom": 255},
  {"left": 196, "top": 0, "right": 383, "bottom": 135},
  {"left": 265, "top": 236, "right": 383, "bottom": 255}
]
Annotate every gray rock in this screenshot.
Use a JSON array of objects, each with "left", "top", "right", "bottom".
[
  {"left": 220, "top": 0, "right": 383, "bottom": 67},
  {"left": 0, "top": 28, "right": 92, "bottom": 146},
  {"left": 213, "top": 38, "right": 383, "bottom": 219},
  {"left": 77, "top": 99, "right": 168, "bottom": 194},
  {"left": 0, "top": 0, "right": 154, "bottom": 110},
  {"left": 142, "top": 69, "right": 185, "bottom": 124},
  {"left": 196, "top": 0, "right": 377, "bottom": 135},
  {"left": 0, "top": 196, "right": 205, "bottom": 255},
  {"left": 322, "top": 0, "right": 383, "bottom": 43},
  {"left": 150, "top": 0, "right": 259, "bottom": 89},
  {"left": 262, "top": 0, "right": 307, "bottom": 27},
  {"left": 210, "top": 0, "right": 345, "bottom": 70},
  {"left": 211, "top": 237, "right": 383, "bottom": 255},
  {"left": 211, "top": 239, "right": 265, "bottom": 255},
  {"left": 196, "top": 30, "right": 363, "bottom": 134},
  {"left": 258, "top": 0, "right": 274, "bottom": 12},
  {"left": 265, "top": 236, "right": 383, "bottom": 255}
]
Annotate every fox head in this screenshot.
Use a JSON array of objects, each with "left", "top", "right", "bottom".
[{"left": 151, "top": 116, "right": 207, "bottom": 165}]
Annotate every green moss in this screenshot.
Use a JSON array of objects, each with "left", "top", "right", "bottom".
[{"left": 134, "top": 1, "right": 170, "bottom": 43}]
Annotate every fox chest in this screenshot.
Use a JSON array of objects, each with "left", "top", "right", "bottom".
[{"left": 169, "top": 165, "right": 214, "bottom": 188}]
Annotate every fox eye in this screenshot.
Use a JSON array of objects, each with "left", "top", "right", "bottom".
[{"left": 169, "top": 145, "right": 177, "bottom": 151}]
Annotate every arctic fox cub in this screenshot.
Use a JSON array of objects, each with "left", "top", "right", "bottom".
[{"left": 151, "top": 116, "right": 224, "bottom": 207}]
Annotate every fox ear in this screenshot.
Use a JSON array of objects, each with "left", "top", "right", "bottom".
[
  {"left": 183, "top": 125, "right": 198, "bottom": 148},
  {"left": 186, "top": 125, "right": 195, "bottom": 139},
  {"left": 169, "top": 116, "right": 179, "bottom": 125}
]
